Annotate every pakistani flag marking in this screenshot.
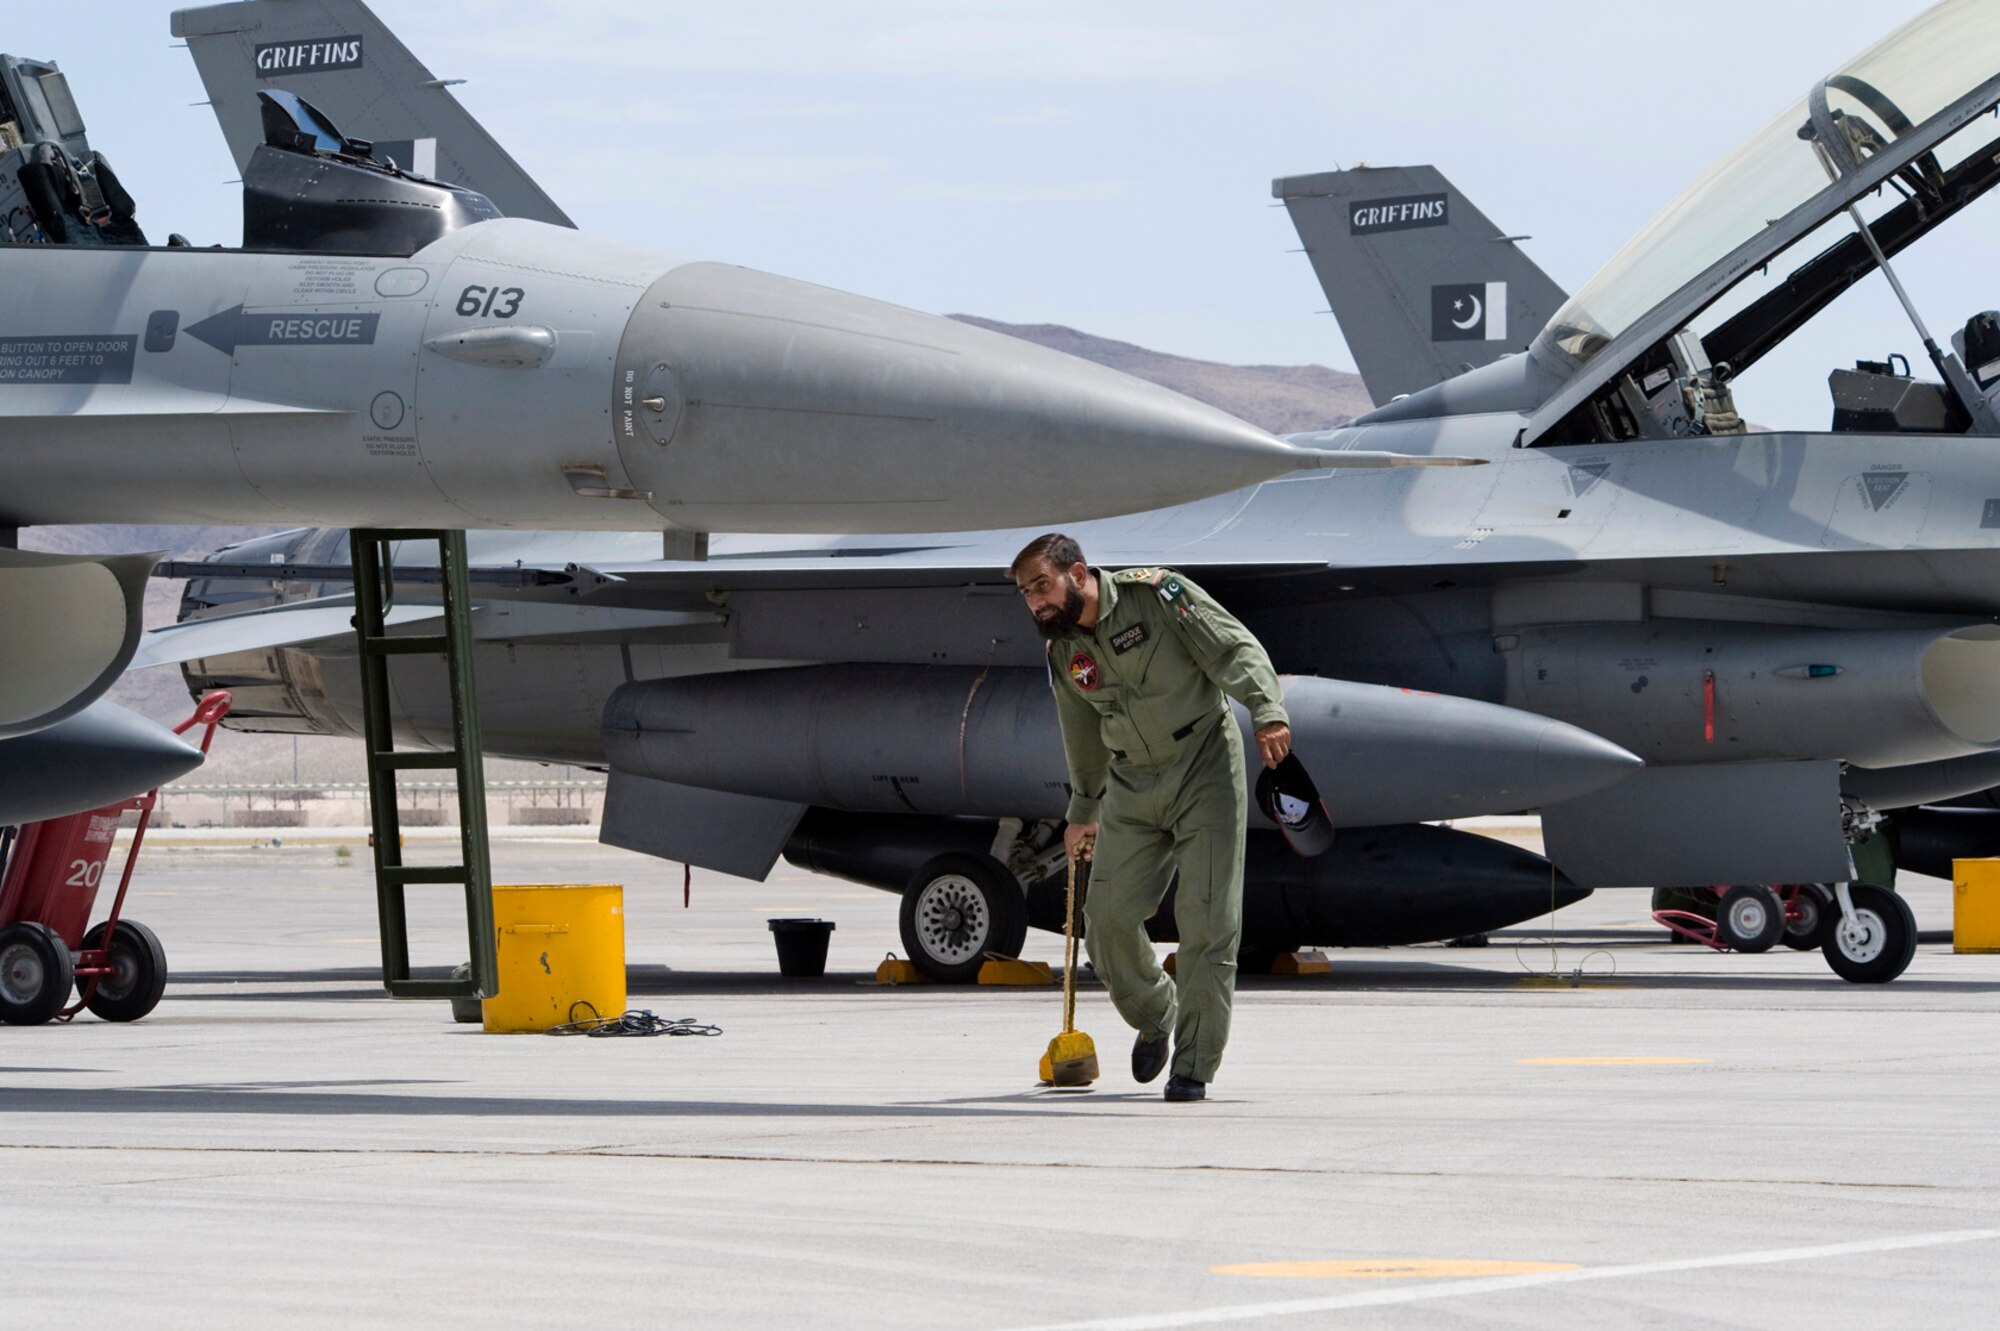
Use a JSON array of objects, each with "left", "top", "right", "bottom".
[{"left": 1431, "top": 281, "right": 1509, "bottom": 342}]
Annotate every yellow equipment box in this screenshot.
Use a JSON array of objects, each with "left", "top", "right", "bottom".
[
  {"left": 1953, "top": 859, "right": 2000, "bottom": 953},
  {"left": 482, "top": 883, "right": 626, "bottom": 1033}
]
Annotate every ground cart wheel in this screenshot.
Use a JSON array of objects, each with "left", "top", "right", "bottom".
[
  {"left": 1821, "top": 883, "right": 1918, "bottom": 984},
  {"left": 78, "top": 919, "right": 168, "bottom": 1022},
  {"left": 0, "top": 921, "right": 76, "bottom": 1026},
  {"left": 899, "top": 854, "right": 1027, "bottom": 983},
  {"left": 1717, "top": 884, "right": 1786, "bottom": 953},
  {"left": 1780, "top": 884, "right": 1834, "bottom": 952}
]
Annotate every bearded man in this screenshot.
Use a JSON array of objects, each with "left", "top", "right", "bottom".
[{"left": 1012, "top": 532, "right": 1289, "bottom": 1102}]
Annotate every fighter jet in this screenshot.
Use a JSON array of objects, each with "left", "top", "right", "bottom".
[
  {"left": 0, "top": 13, "right": 1455, "bottom": 826},
  {"left": 170, "top": 0, "right": 2000, "bottom": 985}
]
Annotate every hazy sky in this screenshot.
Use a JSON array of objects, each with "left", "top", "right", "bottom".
[{"left": 8, "top": 0, "right": 1977, "bottom": 428}]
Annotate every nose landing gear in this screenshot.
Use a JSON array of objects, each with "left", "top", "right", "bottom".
[{"left": 1654, "top": 881, "right": 1915, "bottom": 983}]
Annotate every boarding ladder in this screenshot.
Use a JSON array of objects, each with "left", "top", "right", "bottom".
[{"left": 349, "top": 529, "right": 498, "bottom": 1000}]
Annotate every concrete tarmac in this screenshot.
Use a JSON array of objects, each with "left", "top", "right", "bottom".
[{"left": 6, "top": 833, "right": 2000, "bottom": 1328}]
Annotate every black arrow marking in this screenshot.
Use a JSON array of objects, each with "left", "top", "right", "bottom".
[{"left": 186, "top": 305, "right": 381, "bottom": 355}]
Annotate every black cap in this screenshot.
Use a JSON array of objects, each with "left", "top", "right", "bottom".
[{"left": 1255, "top": 752, "right": 1335, "bottom": 857}]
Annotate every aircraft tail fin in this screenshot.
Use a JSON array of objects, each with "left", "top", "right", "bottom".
[
  {"left": 1273, "top": 164, "right": 1565, "bottom": 406},
  {"left": 170, "top": 0, "right": 573, "bottom": 227}
]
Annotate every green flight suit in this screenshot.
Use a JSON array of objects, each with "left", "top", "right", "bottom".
[{"left": 1045, "top": 566, "right": 1289, "bottom": 1083}]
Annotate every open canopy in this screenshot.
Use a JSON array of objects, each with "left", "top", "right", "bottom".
[{"left": 1525, "top": 0, "right": 2000, "bottom": 443}]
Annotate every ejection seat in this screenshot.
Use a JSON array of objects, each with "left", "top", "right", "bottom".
[
  {"left": 15, "top": 142, "right": 145, "bottom": 246},
  {"left": 0, "top": 53, "right": 146, "bottom": 247}
]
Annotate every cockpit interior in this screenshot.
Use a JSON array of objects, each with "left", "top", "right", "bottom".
[
  {"left": 1529, "top": 0, "right": 2000, "bottom": 446},
  {"left": 0, "top": 54, "right": 498, "bottom": 258}
]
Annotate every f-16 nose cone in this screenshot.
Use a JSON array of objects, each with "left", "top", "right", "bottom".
[
  {"left": 0, "top": 700, "right": 204, "bottom": 825},
  {"left": 615, "top": 262, "right": 1312, "bottom": 533}
]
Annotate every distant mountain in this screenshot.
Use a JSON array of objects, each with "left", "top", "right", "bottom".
[
  {"left": 949, "top": 317, "right": 1371, "bottom": 436},
  {"left": 22, "top": 325, "right": 1364, "bottom": 782}
]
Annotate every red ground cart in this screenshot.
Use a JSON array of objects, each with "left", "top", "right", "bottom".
[{"left": 0, "top": 692, "right": 231, "bottom": 1025}]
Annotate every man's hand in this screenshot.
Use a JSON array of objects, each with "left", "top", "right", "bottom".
[
  {"left": 1064, "top": 822, "right": 1098, "bottom": 863},
  {"left": 1255, "top": 722, "right": 1292, "bottom": 770}
]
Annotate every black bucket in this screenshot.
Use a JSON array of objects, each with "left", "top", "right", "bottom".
[{"left": 768, "top": 918, "right": 836, "bottom": 977}]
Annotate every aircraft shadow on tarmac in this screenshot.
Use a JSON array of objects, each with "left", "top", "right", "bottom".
[
  {"left": 0, "top": 1084, "right": 1140, "bottom": 1121},
  {"left": 162, "top": 955, "right": 2000, "bottom": 999}
]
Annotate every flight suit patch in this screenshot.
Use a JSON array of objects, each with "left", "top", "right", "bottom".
[
  {"left": 1110, "top": 623, "right": 1148, "bottom": 654},
  {"left": 1158, "top": 575, "right": 1186, "bottom": 606},
  {"left": 1069, "top": 651, "right": 1101, "bottom": 691}
]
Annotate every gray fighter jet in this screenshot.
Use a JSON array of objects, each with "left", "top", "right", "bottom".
[
  {"left": 169, "top": 0, "right": 2000, "bottom": 984},
  {"left": 0, "top": 13, "right": 1445, "bottom": 825}
]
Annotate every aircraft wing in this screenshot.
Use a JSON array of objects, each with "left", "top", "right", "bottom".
[
  {"left": 134, "top": 595, "right": 443, "bottom": 668},
  {"left": 171, "top": 0, "right": 574, "bottom": 226},
  {"left": 167, "top": 547, "right": 1333, "bottom": 603}
]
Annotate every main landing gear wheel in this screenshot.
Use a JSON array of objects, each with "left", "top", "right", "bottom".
[
  {"left": 1717, "top": 884, "right": 1786, "bottom": 954},
  {"left": 77, "top": 920, "right": 168, "bottom": 1022},
  {"left": 0, "top": 922, "right": 76, "bottom": 1026},
  {"left": 899, "top": 853, "right": 1028, "bottom": 983},
  {"left": 1821, "top": 883, "right": 1918, "bottom": 984},
  {"left": 1781, "top": 884, "right": 1834, "bottom": 952}
]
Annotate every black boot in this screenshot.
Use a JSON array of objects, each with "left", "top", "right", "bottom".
[
  {"left": 1131, "top": 1033, "right": 1168, "bottom": 1084},
  {"left": 1164, "top": 1074, "right": 1206, "bottom": 1102}
]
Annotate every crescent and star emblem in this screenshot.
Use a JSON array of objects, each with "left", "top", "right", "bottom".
[{"left": 1451, "top": 293, "right": 1484, "bottom": 331}]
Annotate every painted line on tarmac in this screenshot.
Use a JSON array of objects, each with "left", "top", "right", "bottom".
[
  {"left": 1518, "top": 1057, "right": 1710, "bottom": 1065},
  {"left": 1000, "top": 1228, "right": 2000, "bottom": 1330},
  {"left": 1212, "top": 1259, "right": 1576, "bottom": 1279}
]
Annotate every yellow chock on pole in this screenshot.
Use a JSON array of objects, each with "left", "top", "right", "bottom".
[{"left": 1042, "top": 855, "right": 1099, "bottom": 1087}]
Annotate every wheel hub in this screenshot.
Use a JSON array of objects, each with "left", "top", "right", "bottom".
[
  {"left": 97, "top": 946, "right": 136, "bottom": 1001},
  {"left": 1729, "top": 898, "right": 1770, "bottom": 934},
  {"left": 1, "top": 943, "right": 45, "bottom": 1002},
  {"left": 1837, "top": 909, "right": 1887, "bottom": 963},
  {"left": 915, "top": 875, "right": 990, "bottom": 964}
]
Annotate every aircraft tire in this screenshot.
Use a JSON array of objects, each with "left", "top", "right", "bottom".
[
  {"left": 78, "top": 920, "right": 168, "bottom": 1022},
  {"left": 899, "top": 853, "right": 1028, "bottom": 984},
  {"left": 1821, "top": 883, "right": 1918, "bottom": 984},
  {"left": 0, "top": 921, "right": 76, "bottom": 1026},
  {"left": 1780, "top": 885, "right": 1834, "bottom": 952},
  {"left": 1717, "top": 884, "right": 1786, "bottom": 953}
]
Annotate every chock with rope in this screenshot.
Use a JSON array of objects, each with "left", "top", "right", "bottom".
[
  {"left": 874, "top": 955, "right": 933, "bottom": 985},
  {"left": 1039, "top": 854, "right": 1099, "bottom": 1087}
]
